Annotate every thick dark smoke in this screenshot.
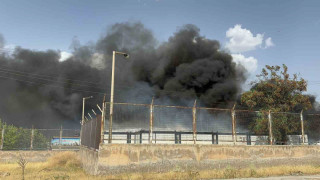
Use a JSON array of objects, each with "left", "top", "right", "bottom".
[{"left": 0, "top": 22, "right": 246, "bottom": 128}]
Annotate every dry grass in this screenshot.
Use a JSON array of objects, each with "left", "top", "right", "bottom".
[
  {"left": 0, "top": 153, "right": 320, "bottom": 180},
  {"left": 46, "top": 151, "right": 81, "bottom": 169}
]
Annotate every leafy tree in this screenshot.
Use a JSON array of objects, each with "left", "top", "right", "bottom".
[
  {"left": 0, "top": 119, "right": 49, "bottom": 150},
  {"left": 241, "top": 64, "right": 312, "bottom": 143}
]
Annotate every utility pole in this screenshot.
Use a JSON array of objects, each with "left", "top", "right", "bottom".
[
  {"left": 231, "top": 104, "right": 236, "bottom": 145},
  {"left": 300, "top": 110, "right": 305, "bottom": 144},
  {"left": 108, "top": 51, "right": 129, "bottom": 144},
  {"left": 149, "top": 97, "right": 154, "bottom": 144},
  {"left": 192, "top": 100, "right": 197, "bottom": 144}
]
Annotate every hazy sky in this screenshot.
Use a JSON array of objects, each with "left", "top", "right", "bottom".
[{"left": 1, "top": 0, "right": 320, "bottom": 98}]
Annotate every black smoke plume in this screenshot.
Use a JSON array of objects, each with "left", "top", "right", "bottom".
[{"left": 0, "top": 22, "right": 246, "bottom": 128}]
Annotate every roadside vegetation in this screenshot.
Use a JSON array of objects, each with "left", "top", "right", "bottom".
[
  {"left": 0, "top": 119, "right": 48, "bottom": 150},
  {"left": 0, "top": 152, "right": 320, "bottom": 179}
]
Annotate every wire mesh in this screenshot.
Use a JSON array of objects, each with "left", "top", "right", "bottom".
[
  {"left": 272, "top": 112, "right": 302, "bottom": 145},
  {"left": 111, "top": 103, "right": 149, "bottom": 131},
  {"left": 235, "top": 110, "right": 259, "bottom": 133},
  {"left": 81, "top": 115, "right": 101, "bottom": 149},
  {"left": 196, "top": 108, "right": 231, "bottom": 133},
  {"left": 305, "top": 114, "right": 320, "bottom": 144},
  {"left": 153, "top": 106, "right": 193, "bottom": 131}
]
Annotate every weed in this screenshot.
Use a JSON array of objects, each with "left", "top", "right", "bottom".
[{"left": 223, "top": 166, "right": 237, "bottom": 179}]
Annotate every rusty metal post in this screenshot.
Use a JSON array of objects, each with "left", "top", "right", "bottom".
[
  {"left": 231, "top": 104, "right": 236, "bottom": 145},
  {"left": 192, "top": 100, "right": 197, "bottom": 144},
  {"left": 100, "top": 95, "right": 106, "bottom": 144},
  {"left": 30, "top": 125, "right": 34, "bottom": 150},
  {"left": 300, "top": 110, "right": 305, "bottom": 144},
  {"left": 59, "top": 125, "right": 63, "bottom": 150},
  {"left": 268, "top": 110, "right": 273, "bottom": 145},
  {"left": 149, "top": 97, "right": 154, "bottom": 144},
  {"left": 0, "top": 126, "right": 5, "bottom": 150}
]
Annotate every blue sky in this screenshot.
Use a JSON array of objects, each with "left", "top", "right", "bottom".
[{"left": 1, "top": 0, "right": 320, "bottom": 98}]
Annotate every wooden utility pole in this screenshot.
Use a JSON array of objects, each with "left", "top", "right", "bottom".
[
  {"left": 149, "top": 97, "right": 154, "bottom": 144},
  {"left": 30, "top": 125, "right": 34, "bottom": 150},
  {"left": 268, "top": 110, "right": 273, "bottom": 145},
  {"left": 100, "top": 94, "right": 106, "bottom": 144},
  {"left": 231, "top": 104, "right": 236, "bottom": 145},
  {"left": 300, "top": 110, "right": 305, "bottom": 144},
  {"left": 192, "top": 100, "right": 197, "bottom": 144}
]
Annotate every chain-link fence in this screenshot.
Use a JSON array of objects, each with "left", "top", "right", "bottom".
[
  {"left": 100, "top": 102, "right": 320, "bottom": 145},
  {"left": 0, "top": 125, "right": 80, "bottom": 150},
  {"left": 80, "top": 115, "right": 101, "bottom": 149}
]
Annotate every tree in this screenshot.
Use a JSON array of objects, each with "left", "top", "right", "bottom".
[
  {"left": 0, "top": 119, "right": 49, "bottom": 150},
  {"left": 241, "top": 64, "right": 312, "bottom": 143}
]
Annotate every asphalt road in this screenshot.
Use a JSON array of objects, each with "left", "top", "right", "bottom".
[{"left": 230, "top": 175, "right": 320, "bottom": 180}]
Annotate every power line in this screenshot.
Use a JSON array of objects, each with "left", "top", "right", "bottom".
[{"left": 0, "top": 74, "right": 107, "bottom": 95}]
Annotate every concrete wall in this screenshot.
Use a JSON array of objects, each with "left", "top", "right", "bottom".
[
  {"left": 79, "top": 144, "right": 320, "bottom": 175},
  {"left": 0, "top": 151, "right": 70, "bottom": 162},
  {"left": 79, "top": 146, "right": 99, "bottom": 175}
]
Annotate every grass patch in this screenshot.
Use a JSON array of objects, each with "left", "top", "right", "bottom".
[
  {"left": 0, "top": 154, "right": 320, "bottom": 179},
  {"left": 46, "top": 151, "right": 81, "bottom": 169}
]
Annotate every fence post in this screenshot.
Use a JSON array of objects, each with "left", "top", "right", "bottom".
[
  {"left": 149, "top": 97, "right": 154, "bottom": 144},
  {"left": 268, "top": 110, "right": 273, "bottom": 145},
  {"left": 0, "top": 126, "right": 5, "bottom": 150},
  {"left": 212, "top": 132, "right": 214, "bottom": 144},
  {"left": 59, "top": 125, "right": 63, "bottom": 150},
  {"left": 300, "top": 110, "right": 305, "bottom": 145},
  {"left": 231, "top": 104, "right": 236, "bottom": 145},
  {"left": 30, "top": 125, "right": 34, "bottom": 150},
  {"left": 100, "top": 95, "right": 106, "bottom": 144},
  {"left": 247, "top": 132, "right": 251, "bottom": 145},
  {"left": 216, "top": 131, "right": 219, "bottom": 144},
  {"left": 192, "top": 100, "right": 197, "bottom": 144},
  {"left": 127, "top": 132, "right": 131, "bottom": 144}
]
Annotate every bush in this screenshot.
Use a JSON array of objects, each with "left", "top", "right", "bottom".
[{"left": 47, "top": 152, "right": 81, "bottom": 168}]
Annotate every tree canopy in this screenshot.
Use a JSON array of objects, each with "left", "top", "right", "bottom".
[{"left": 241, "top": 64, "right": 312, "bottom": 112}]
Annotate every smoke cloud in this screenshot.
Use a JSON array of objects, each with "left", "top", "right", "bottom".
[{"left": 0, "top": 22, "right": 247, "bottom": 128}]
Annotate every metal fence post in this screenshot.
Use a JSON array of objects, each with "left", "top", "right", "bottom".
[
  {"left": 139, "top": 130, "right": 142, "bottom": 144},
  {"left": 300, "top": 110, "right": 305, "bottom": 144},
  {"left": 268, "top": 110, "right": 273, "bottom": 145},
  {"left": 216, "top": 131, "right": 219, "bottom": 144},
  {"left": 212, "top": 132, "right": 214, "bottom": 144},
  {"left": 100, "top": 95, "right": 106, "bottom": 145},
  {"left": 0, "top": 126, "right": 5, "bottom": 150},
  {"left": 192, "top": 100, "right": 197, "bottom": 144},
  {"left": 231, "top": 104, "right": 236, "bottom": 145},
  {"left": 247, "top": 132, "right": 251, "bottom": 145},
  {"left": 149, "top": 97, "right": 154, "bottom": 144},
  {"left": 59, "top": 125, "right": 63, "bottom": 150},
  {"left": 30, "top": 125, "right": 34, "bottom": 150}
]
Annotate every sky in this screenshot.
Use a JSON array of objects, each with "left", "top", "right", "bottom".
[{"left": 1, "top": 0, "right": 320, "bottom": 98}]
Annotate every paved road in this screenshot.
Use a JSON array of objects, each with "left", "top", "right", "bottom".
[{"left": 230, "top": 175, "right": 320, "bottom": 180}]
